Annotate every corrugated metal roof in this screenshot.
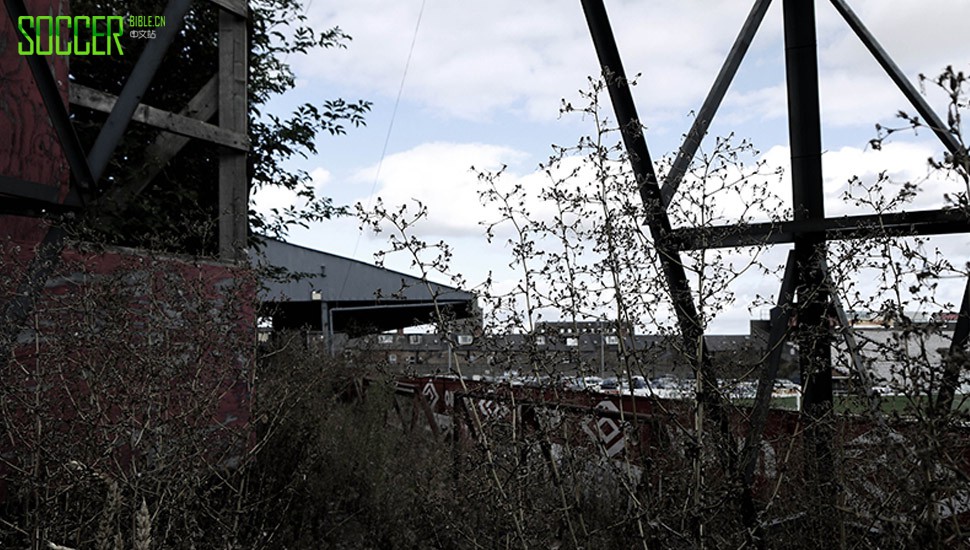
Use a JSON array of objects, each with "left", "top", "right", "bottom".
[{"left": 255, "top": 237, "right": 475, "bottom": 305}]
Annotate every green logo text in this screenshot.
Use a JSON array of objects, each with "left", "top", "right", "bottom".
[
  {"left": 17, "top": 15, "right": 124, "bottom": 56},
  {"left": 128, "top": 15, "right": 165, "bottom": 28}
]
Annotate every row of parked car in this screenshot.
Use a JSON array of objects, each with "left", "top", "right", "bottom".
[{"left": 473, "top": 372, "right": 802, "bottom": 400}]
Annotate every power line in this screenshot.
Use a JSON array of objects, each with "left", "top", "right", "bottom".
[{"left": 338, "top": 0, "right": 427, "bottom": 299}]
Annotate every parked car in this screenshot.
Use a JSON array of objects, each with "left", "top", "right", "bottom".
[{"left": 599, "top": 377, "right": 620, "bottom": 393}]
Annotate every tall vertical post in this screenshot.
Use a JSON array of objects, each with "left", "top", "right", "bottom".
[
  {"left": 218, "top": 8, "right": 249, "bottom": 261},
  {"left": 323, "top": 302, "right": 333, "bottom": 355},
  {"left": 782, "top": 0, "right": 836, "bottom": 542}
]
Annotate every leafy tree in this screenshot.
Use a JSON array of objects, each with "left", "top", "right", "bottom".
[
  {"left": 246, "top": 0, "right": 370, "bottom": 239},
  {"left": 68, "top": 0, "right": 370, "bottom": 253}
]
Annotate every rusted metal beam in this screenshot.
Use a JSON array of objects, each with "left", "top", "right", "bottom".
[
  {"left": 821, "top": 259, "right": 871, "bottom": 395},
  {"left": 739, "top": 250, "right": 796, "bottom": 545},
  {"left": 579, "top": 8, "right": 741, "bottom": 532},
  {"left": 742, "top": 251, "right": 796, "bottom": 487},
  {"left": 86, "top": 0, "right": 193, "bottom": 182},
  {"left": 830, "top": 0, "right": 967, "bottom": 163},
  {"left": 661, "top": 0, "right": 772, "bottom": 207},
  {"left": 579, "top": 0, "right": 713, "bottom": 386},
  {"left": 667, "top": 208, "right": 970, "bottom": 250},
  {"left": 415, "top": 390, "right": 441, "bottom": 436},
  {"left": 0, "top": 175, "right": 82, "bottom": 208},
  {"left": 0, "top": 225, "right": 66, "bottom": 372},
  {"left": 783, "top": 0, "right": 836, "bottom": 540}
]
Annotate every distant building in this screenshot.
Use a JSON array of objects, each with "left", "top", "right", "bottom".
[
  {"left": 834, "top": 312, "right": 959, "bottom": 392},
  {"left": 345, "top": 320, "right": 796, "bottom": 379}
]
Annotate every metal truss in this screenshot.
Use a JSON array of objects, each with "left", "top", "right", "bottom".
[{"left": 580, "top": 0, "right": 970, "bottom": 537}]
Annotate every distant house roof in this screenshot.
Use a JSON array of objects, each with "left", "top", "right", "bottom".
[{"left": 254, "top": 238, "right": 477, "bottom": 335}]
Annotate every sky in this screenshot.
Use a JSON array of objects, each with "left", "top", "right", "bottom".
[{"left": 252, "top": 0, "right": 970, "bottom": 334}]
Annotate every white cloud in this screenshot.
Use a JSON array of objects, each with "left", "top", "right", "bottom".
[
  {"left": 309, "top": 167, "right": 333, "bottom": 189},
  {"left": 720, "top": 83, "right": 788, "bottom": 125},
  {"left": 756, "top": 140, "right": 963, "bottom": 216},
  {"left": 251, "top": 167, "right": 332, "bottom": 217},
  {"left": 300, "top": 0, "right": 776, "bottom": 122},
  {"left": 251, "top": 185, "right": 295, "bottom": 217},
  {"left": 354, "top": 141, "right": 653, "bottom": 243},
  {"left": 817, "top": 0, "right": 969, "bottom": 75},
  {"left": 353, "top": 142, "right": 530, "bottom": 237},
  {"left": 299, "top": 0, "right": 968, "bottom": 127}
]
